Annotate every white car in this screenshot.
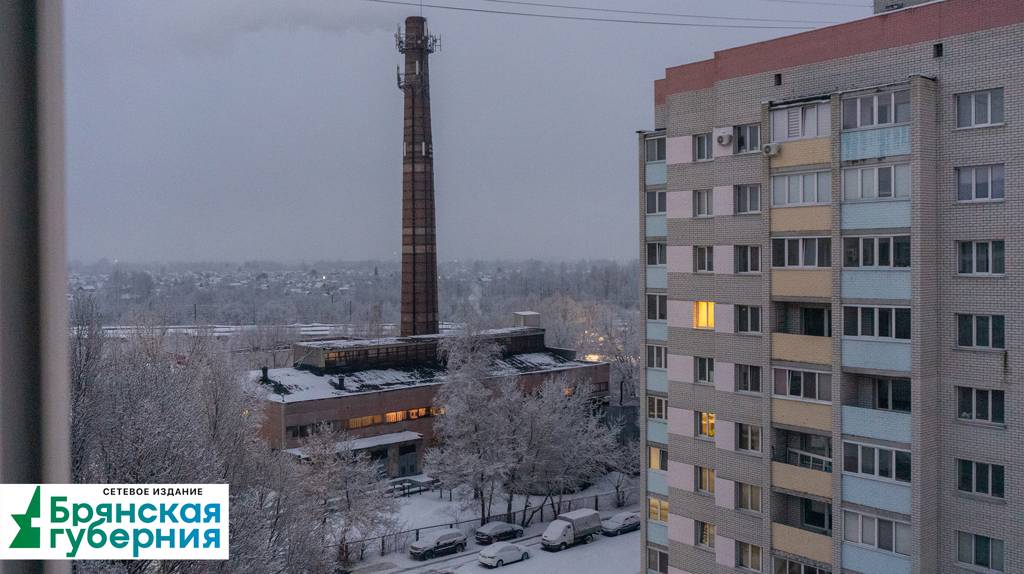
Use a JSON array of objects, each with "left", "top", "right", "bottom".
[
  {"left": 478, "top": 541, "right": 530, "bottom": 568},
  {"left": 601, "top": 511, "right": 640, "bottom": 536}
]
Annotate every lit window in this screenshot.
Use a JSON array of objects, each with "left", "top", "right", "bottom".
[
  {"left": 697, "top": 411, "right": 715, "bottom": 438},
  {"left": 696, "top": 466, "right": 715, "bottom": 494},
  {"left": 385, "top": 410, "right": 407, "bottom": 424},
  {"left": 737, "top": 483, "right": 761, "bottom": 513},
  {"left": 695, "top": 521, "right": 715, "bottom": 549},
  {"left": 694, "top": 301, "right": 715, "bottom": 329},
  {"left": 648, "top": 496, "right": 669, "bottom": 522},
  {"left": 737, "top": 541, "right": 762, "bottom": 571},
  {"left": 649, "top": 446, "right": 667, "bottom": 471}
]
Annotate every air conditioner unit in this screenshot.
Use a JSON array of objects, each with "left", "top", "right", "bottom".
[
  {"left": 716, "top": 133, "right": 733, "bottom": 146},
  {"left": 762, "top": 143, "right": 782, "bottom": 156}
]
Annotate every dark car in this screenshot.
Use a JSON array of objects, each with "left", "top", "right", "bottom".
[
  {"left": 474, "top": 521, "right": 524, "bottom": 545},
  {"left": 408, "top": 531, "right": 468, "bottom": 560},
  {"left": 601, "top": 512, "right": 640, "bottom": 536}
]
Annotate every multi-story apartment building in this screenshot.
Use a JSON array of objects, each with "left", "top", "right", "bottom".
[{"left": 639, "top": 1, "right": 1022, "bottom": 573}]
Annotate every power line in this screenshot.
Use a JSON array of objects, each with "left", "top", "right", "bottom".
[
  {"left": 360, "top": 0, "right": 821, "bottom": 29},
  {"left": 476, "top": 0, "right": 841, "bottom": 25}
]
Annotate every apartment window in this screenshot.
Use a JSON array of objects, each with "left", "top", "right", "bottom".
[
  {"left": 957, "top": 387, "right": 1005, "bottom": 424},
  {"left": 647, "top": 242, "right": 667, "bottom": 266},
  {"left": 647, "top": 548, "right": 669, "bottom": 574},
  {"left": 695, "top": 521, "right": 715, "bottom": 549},
  {"left": 729, "top": 306, "right": 758, "bottom": 336},
  {"left": 647, "top": 344, "right": 667, "bottom": 369},
  {"left": 737, "top": 424, "right": 761, "bottom": 452},
  {"left": 694, "top": 301, "right": 715, "bottom": 330},
  {"left": 647, "top": 396, "right": 667, "bottom": 420},
  {"left": 843, "top": 235, "right": 911, "bottom": 268},
  {"left": 694, "top": 245, "right": 714, "bottom": 272},
  {"left": 843, "top": 164, "right": 911, "bottom": 200},
  {"left": 645, "top": 137, "right": 666, "bottom": 162},
  {"left": 697, "top": 411, "right": 715, "bottom": 438},
  {"left": 694, "top": 189, "right": 713, "bottom": 217},
  {"left": 843, "top": 442, "right": 911, "bottom": 483},
  {"left": 956, "top": 88, "right": 1004, "bottom": 128},
  {"left": 774, "top": 369, "right": 832, "bottom": 402},
  {"left": 958, "top": 165, "right": 1005, "bottom": 201},
  {"left": 789, "top": 434, "right": 833, "bottom": 472},
  {"left": 736, "top": 364, "right": 762, "bottom": 393},
  {"left": 385, "top": 410, "right": 408, "bottom": 424},
  {"left": 771, "top": 170, "right": 831, "bottom": 206},
  {"left": 771, "top": 101, "right": 831, "bottom": 142},
  {"left": 802, "top": 499, "right": 831, "bottom": 533},
  {"left": 843, "top": 306, "right": 911, "bottom": 340},
  {"left": 735, "top": 184, "right": 761, "bottom": 213},
  {"left": 773, "top": 558, "right": 831, "bottom": 574},
  {"left": 735, "top": 123, "right": 761, "bottom": 153},
  {"left": 696, "top": 466, "right": 715, "bottom": 494},
  {"left": 647, "top": 294, "right": 667, "bottom": 320},
  {"left": 771, "top": 237, "right": 831, "bottom": 268},
  {"left": 648, "top": 496, "right": 669, "bottom": 522},
  {"left": 958, "top": 240, "right": 1004, "bottom": 275},
  {"left": 959, "top": 459, "right": 1005, "bottom": 498},
  {"left": 694, "top": 133, "right": 712, "bottom": 161},
  {"left": 735, "top": 246, "right": 761, "bottom": 273},
  {"left": 958, "top": 532, "right": 1005, "bottom": 572},
  {"left": 646, "top": 190, "right": 667, "bottom": 214},
  {"left": 875, "top": 378, "right": 911, "bottom": 413},
  {"left": 737, "top": 483, "right": 762, "bottom": 513},
  {"left": 737, "top": 542, "right": 762, "bottom": 571},
  {"left": 957, "top": 314, "right": 1005, "bottom": 349},
  {"left": 347, "top": 414, "right": 383, "bottom": 429},
  {"left": 696, "top": 356, "right": 715, "bottom": 384},
  {"left": 842, "top": 89, "right": 910, "bottom": 129},
  {"left": 843, "top": 510, "right": 911, "bottom": 556},
  {"left": 649, "top": 446, "right": 668, "bottom": 471}
]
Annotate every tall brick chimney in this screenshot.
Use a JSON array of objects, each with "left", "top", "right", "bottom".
[{"left": 396, "top": 16, "right": 439, "bottom": 336}]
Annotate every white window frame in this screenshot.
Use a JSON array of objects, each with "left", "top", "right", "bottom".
[
  {"left": 649, "top": 445, "right": 668, "bottom": 471},
  {"left": 736, "top": 364, "right": 761, "bottom": 393},
  {"left": 695, "top": 246, "right": 714, "bottom": 272},
  {"left": 646, "top": 294, "right": 667, "bottom": 321},
  {"left": 842, "top": 89, "right": 910, "bottom": 130},
  {"left": 843, "top": 510, "right": 912, "bottom": 556},
  {"left": 736, "top": 482, "right": 762, "bottom": 513},
  {"left": 694, "top": 133, "right": 713, "bottom": 161},
  {"left": 771, "top": 170, "right": 831, "bottom": 207},
  {"left": 770, "top": 101, "right": 831, "bottom": 142},
  {"left": 771, "top": 237, "right": 831, "bottom": 268},
  {"left": 956, "top": 88, "right": 1005, "bottom": 129},
  {"left": 647, "top": 241, "right": 667, "bottom": 266},
  {"left": 843, "top": 441, "right": 912, "bottom": 484},
  {"left": 646, "top": 344, "right": 667, "bottom": 369},
  {"left": 694, "top": 189, "right": 713, "bottom": 217},
  {"left": 736, "top": 305, "right": 761, "bottom": 333},
  {"left": 737, "top": 423, "right": 761, "bottom": 453},
  {"left": 772, "top": 368, "right": 832, "bottom": 403},
  {"left": 736, "top": 541, "right": 762, "bottom": 571},
  {"left": 695, "top": 356, "right": 714, "bottom": 384},
  {"left": 957, "top": 164, "right": 1005, "bottom": 202},
  {"left": 735, "top": 184, "right": 761, "bottom": 213},
  {"left": 645, "top": 190, "right": 667, "bottom": 214},
  {"left": 957, "top": 314, "right": 1005, "bottom": 349},
  {"left": 773, "top": 558, "right": 831, "bottom": 574},
  {"left": 874, "top": 377, "right": 911, "bottom": 413},
  {"left": 957, "top": 386, "right": 1005, "bottom": 424},
  {"left": 843, "top": 163, "right": 911, "bottom": 201},
  {"left": 958, "top": 531, "right": 1005, "bottom": 572},
  {"left": 647, "top": 548, "right": 669, "bottom": 574},
  {"left": 695, "top": 521, "right": 715, "bottom": 549},
  {"left": 648, "top": 496, "right": 669, "bottom": 522},
  {"left": 843, "top": 235, "right": 911, "bottom": 269},
  {"left": 735, "top": 245, "right": 761, "bottom": 274},
  {"left": 843, "top": 305, "right": 912, "bottom": 341},
  {"left": 957, "top": 240, "right": 1004, "bottom": 276},
  {"left": 696, "top": 466, "right": 715, "bottom": 494},
  {"left": 734, "top": 123, "right": 761, "bottom": 154},
  {"left": 647, "top": 395, "right": 667, "bottom": 420},
  {"left": 957, "top": 458, "right": 1005, "bottom": 499},
  {"left": 696, "top": 411, "right": 715, "bottom": 439},
  {"left": 645, "top": 137, "right": 666, "bottom": 162}
]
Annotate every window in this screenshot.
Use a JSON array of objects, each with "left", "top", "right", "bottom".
[
  {"left": 647, "top": 294, "right": 667, "bottom": 320},
  {"left": 696, "top": 356, "right": 714, "bottom": 384},
  {"left": 347, "top": 414, "right": 383, "bottom": 429},
  {"left": 694, "top": 246, "right": 714, "bottom": 272},
  {"left": 958, "top": 459, "right": 1005, "bottom": 498},
  {"left": 694, "top": 133, "right": 712, "bottom": 161},
  {"left": 800, "top": 307, "right": 831, "bottom": 337},
  {"left": 958, "top": 165, "right": 1005, "bottom": 201},
  {"left": 773, "top": 369, "right": 832, "bottom": 402},
  {"left": 958, "top": 314, "right": 1005, "bottom": 349},
  {"left": 771, "top": 170, "right": 831, "bottom": 206},
  {"left": 802, "top": 499, "right": 831, "bottom": 533},
  {"left": 695, "top": 521, "right": 715, "bottom": 549},
  {"left": 735, "top": 184, "right": 761, "bottom": 213},
  {"left": 843, "top": 442, "right": 911, "bottom": 483},
  {"left": 843, "top": 164, "right": 911, "bottom": 200},
  {"left": 958, "top": 387, "right": 1005, "bottom": 424},
  {"left": 843, "top": 236, "right": 911, "bottom": 268},
  {"left": 647, "top": 242, "right": 667, "bottom": 266},
  {"left": 843, "top": 306, "right": 911, "bottom": 340},
  {"left": 648, "top": 496, "right": 669, "bottom": 522},
  {"left": 735, "top": 124, "right": 761, "bottom": 153},
  {"left": 737, "top": 424, "right": 761, "bottom": 452},
  {"left": 736, "top": 364, "right": 761, "bottom": 393},
  {"left": 385, "top": 410, "right": 407, "bottom": 424},
  {"left": 788, "top": 434, "right": 833, "bottom": 472},
  {"left": 958, "top": 240, "right": 1005, "bottom": 275},
  {"left": 647, "top": 396, "right": 667, "bottom": 420},
  {"left": 771, "top": 101, "right": 831, "bottom": 142},
  {"left": 844, "top": 510, "right": 911, "bottom": 556},
  {"left": 875, "top": 378, "right": 911, "bottom": 412},
  {"left": 647, "top": 344, "right": 667, "bottom": 369},
  {"left": 956, "top": 88, "right": 1004, "bottom": 128},
  {"left": 958, "top": 532, "right": 1004, "bottom": 572},
  {"left": 737, "top": 305, "right": 761, "bottom": 333},
  {"left": 647, "top": 548, "right": 669, "bottom": 574},
  {"left": 842, "top": 90, "right": 910, "bottom": 129},
  {"left": 697, "top": 411, "right": 715, "bottom": 438},
  {"left": 771, "top": 237, "right": 831, "bottom": 268},
  {"left": 696, "top": 466, "right": 715, "bottom": 494},
  {"left": 774, "top": 558, "right": 831, "bottom": 574},
  {"left": 694, "top": 189, "right": 713, "bottom": 217},
  {"left": 694, "top": 301, "right": 715, "bottom": 329},
  {"left": 645, "top": 137, "right": 666, "bottom": 162},
  {"left": 737, "top": 542, "right": 762, "bottom": 571},
  {"left": 649, "top": 446, "right": 668, "bottom": 471},
  {"left": 735, "top": 246, "right": 760, "bottom": 273},
  {"left": 737, "top": 483, "right": 762, "bottom": 513},
  {"left": 646, "top": 190, "right": 667, "bottom": 214}
]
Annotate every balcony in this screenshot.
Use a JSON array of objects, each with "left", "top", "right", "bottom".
[
  {"left": 771, "top": 205, "right": 831, "bottom": 233},
  {"left": 646, "top": 266, "right": 667, "bottom": 289},
  {"left": 772, "top": 269, "right": 831, "bottom": 299},
  {"left": 772, "top": 428, "right": 833, "bottom": 497},
  {"left": 647, "top": 520, "right": 668, "bottom": 546},
  {"left": 771, "top": 523, "right": 832, "bottom": 565},
  {"left": 647, "top": 470, "right": 668, "bottom": 496},
  {"left": 843, "top": 543, "right": 911, "bottom": 574},
  {"left": 645, "top": 161, "right": 667, "bottom": 186},
  {"left": 841, "top": 338, "right": 911, "bottom": 373},
  {"left": 647, "top": 418, "right": 667, "bottom": 444},
  {"left": 841, "top": 199, "right": 910, "bottom": 230},
  {"left": 842, "top": 474, "right": 911, "bottom": 514},
  {"left": 771, "top": 137, "right": 830, "bottom": 168},
  {"left": 645, "top": 213, "right": 666, "bottom": 237},
  {"left": 841, "top": 405, "right": 910, "bottom": 443},
  {"left": 772, "top": 333, "right": 832, "bottom": 366},
  {"left": 841, "top": 125, "right": 910, "bottom": 161},
  {"left": 646, "top": 320, "right": 667, "bottom": 342},
  {"left": 772, "top": 398, "right": 832, "bottom": 432},
  {"left": 646, "top": 368, "right": 667, "bottom": 394},
  {"left": 772, "top": 461, "right": 832, "bottom": 499},
  {"left": 841, "top": 269, "right": 910, "bottom": 300}
]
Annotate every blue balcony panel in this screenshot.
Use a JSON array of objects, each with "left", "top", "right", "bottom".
[
  {"left": 647, "top": 471, "right": 668, "bottom": 496},
  {"left": 842, "top": 338, "right": 911, "bottom": 373},
  {"left": 646, "top": 161, "right": 667, "bottom": 186},
  {"left": 842, "top": 405, "right": 911, "bottom": 444},
  {"left": 647, "top": 368, "right": 668, "bottom": 394},
  {"left": 647, "top": 521, "right": 668, "bottom": 546},
  {"left": 647, "top": 419, "right": 668, "bottom": 445},
  {"left": 841, "top": 199, "right": 911, "bottom": 230},
  {"left": 842, "top": 269, "right": 911, "bottom": 300},
  {"left": 647, "top": 320, "right": 667, "bottom": 342},
  {"left": 842, "top": 474, "right": 912, "bottom": 514},
  {"left": 841, "top": 125, "right": 910, "bottom": 161},
  {"left": 647, "top": 266, "right": 667, "bottom": 289},
  {"left": 842, "top": 543, "right": 911, "bottom": 574},
  {"left": 646, "top": 214, "right": 667, "bottom": 237}
]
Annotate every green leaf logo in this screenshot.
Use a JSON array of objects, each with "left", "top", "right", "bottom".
[{"left": 10, "top": 486, "right": 41, "bottom": 549}]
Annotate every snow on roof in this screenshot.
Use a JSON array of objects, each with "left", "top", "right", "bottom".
[
  {"left": 294, "top": 326, "right": 539, "bottom": 351},
  {"left": 283, "top": 430, "right": 422, "bottom": 458}
]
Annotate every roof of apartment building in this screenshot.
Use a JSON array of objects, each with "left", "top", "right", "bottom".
[
  {"left": 293, "top": 326, "right": 536, "bottom": 351},
  {"left": 655, "top": 0, "right": 1024, "bottom": 104}
]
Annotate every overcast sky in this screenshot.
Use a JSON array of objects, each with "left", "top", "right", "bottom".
[{"left": 65, "top": 0, "right": 871, "bottom": 264}]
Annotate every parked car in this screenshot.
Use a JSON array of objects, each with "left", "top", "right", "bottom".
[
  {"left": 408, "top": 531, "right": 467, "bottom": 560},
  {"left": 478, "top": 542, "right": 530, "bottom": 568},
  {"left": 475, "top": 521, "right": 524, "bottom": 544},
  {"left": 541, "top": 509, "right": 602, "bottom": 551},
  {"left": 601, "top": 512, "right": 640, "bottom": 536}
]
